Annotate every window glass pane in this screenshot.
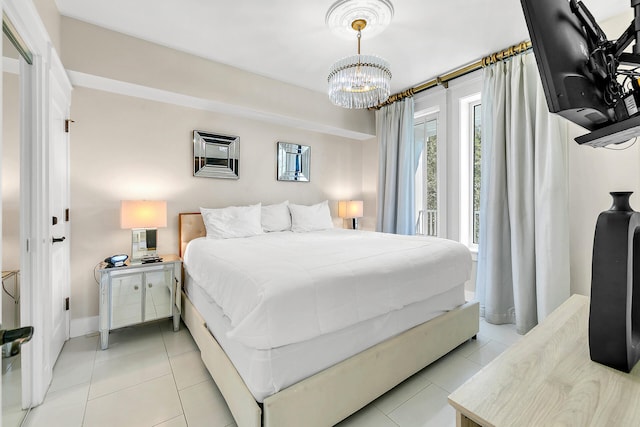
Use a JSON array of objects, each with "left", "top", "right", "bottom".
[
  {"left": 414, "top": 116, "right": 438, "bottom": 236},
  {"left": 424, "top": 118, "right": 438, "bottom": 236},
  {"left": 472, "top": 104, "right": 482, "bottom": 244}
]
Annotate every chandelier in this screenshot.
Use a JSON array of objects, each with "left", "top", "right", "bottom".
[{"left": 326, "top": 0, "right": 393, "bottom": 109}]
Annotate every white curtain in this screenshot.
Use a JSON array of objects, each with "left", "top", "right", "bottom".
[
  {"left": 376, "top": 97, "right": 416, "bottom": 235},
  {"left": 476, "top": 52, "right": 570, "bottom": 334}
]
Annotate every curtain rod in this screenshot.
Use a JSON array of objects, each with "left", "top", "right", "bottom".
[{"left": 373, "top": 40, "right": 532, "bottom": 109}]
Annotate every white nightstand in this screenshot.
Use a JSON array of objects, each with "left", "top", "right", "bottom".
[{"left": 96, "top": 254, "right": 181, "bottom": 350}]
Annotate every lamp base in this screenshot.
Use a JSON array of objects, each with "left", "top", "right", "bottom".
[
  {"left": 351, "top": 218, "right": 359, "bottom": 230},
  {"left": 131, "top": 228, "right": 158, "bottom": 262}
]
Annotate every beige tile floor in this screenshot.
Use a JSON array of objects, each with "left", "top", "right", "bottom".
[{"left": 22, "top": 317, "right": 520, "bottom": 427}]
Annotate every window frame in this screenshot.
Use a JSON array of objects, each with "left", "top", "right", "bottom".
[
  {"left": 459, "top": 93, "right": 482, "bottom": 252},
  {"left": 411, "top": 72, "right": 482, "bottom": 248},
  {"left": 414, "top": 103, "right": 446, "bottom": 237}
]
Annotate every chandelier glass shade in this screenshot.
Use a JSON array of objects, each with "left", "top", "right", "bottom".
[
  {"left": 326, "top": 0, "right": 393, "bottom": 109},
  {"left": 327, "top": 53, "right": 391, "bottom": 109}
]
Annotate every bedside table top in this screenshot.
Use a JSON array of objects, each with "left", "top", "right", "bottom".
[{"left": 98, "top": 254, "right": 181, "bottom": 272}]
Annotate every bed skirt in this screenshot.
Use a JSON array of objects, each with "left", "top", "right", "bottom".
[{"left": 182, "top": 290, "right": 479, "bottom": 427}]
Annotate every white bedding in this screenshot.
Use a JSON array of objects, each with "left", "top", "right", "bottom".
[{"left": 183, "top": 229, "right": 471, "bottom": 350}]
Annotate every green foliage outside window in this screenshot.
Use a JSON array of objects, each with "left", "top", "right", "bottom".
[
  {"left": 425, "top": 119, "right": 438, "bottom": 214},
  {"left": 472, "top": 104, "right": 482, "bottom": 244}
]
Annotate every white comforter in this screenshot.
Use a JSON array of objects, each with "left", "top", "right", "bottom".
[{"left": 183, "top": 229, "right": 471, "bottom": 350}]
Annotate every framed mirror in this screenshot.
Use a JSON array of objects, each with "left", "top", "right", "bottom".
[
  {"left": 193, "top": 130, "right": 240, "bottom": 179},
  {"left": 277, "top": 142, "right": 310, "bottom": 182}
]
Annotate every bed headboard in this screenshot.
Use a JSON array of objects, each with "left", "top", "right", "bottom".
[{"left": 179, "top": 212, "right": 205, "bottom": 257}]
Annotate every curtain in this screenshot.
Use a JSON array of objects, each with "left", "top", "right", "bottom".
[
  {"left": 476, "top": 52, "right": 570, "bottom": 334},
  {"left": 376, "top": 97, "right": 416, "bottom": 235}
]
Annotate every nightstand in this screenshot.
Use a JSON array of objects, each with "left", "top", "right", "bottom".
[{"left": 96, "top": 254, "right": 181, "bottom": 350}]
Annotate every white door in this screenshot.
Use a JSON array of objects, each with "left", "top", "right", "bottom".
[
  {"left": 1, "top": 0, "right": 73, "bottom": 408},
  {"left": 48, "top": 73, "right": 71, "bottom": 368}
]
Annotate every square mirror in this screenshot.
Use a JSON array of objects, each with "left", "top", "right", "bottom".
[
  {"left": 193, "top": 130, "right": 239, "bottom": 179},
  {"left": 277, "top": 142, "right": 310, "bottom": 182}
]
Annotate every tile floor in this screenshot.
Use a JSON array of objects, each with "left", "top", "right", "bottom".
[
  {"left": 22, "top": 317, "right": 520, "bottom": 427},
  {"left": 3, "top": 354, "right": 24, "bottom": 427}
]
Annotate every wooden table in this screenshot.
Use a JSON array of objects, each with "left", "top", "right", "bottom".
[{"left": 448, "top": 295, "right": 640, "bottom": 426}]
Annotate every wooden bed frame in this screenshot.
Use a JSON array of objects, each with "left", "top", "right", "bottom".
[{"left": 178, "top": 212, "right": 479, "bottom": 427}]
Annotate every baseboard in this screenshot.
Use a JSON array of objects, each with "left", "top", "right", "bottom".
[{"left": 70, "top": 316, "right": 99, "bottom": 338}]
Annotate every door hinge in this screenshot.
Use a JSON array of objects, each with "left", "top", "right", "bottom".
[
  {"left": 65, "top": 297, "right": 70, "bottom": 311},
  {"left": 64, "top": 119, "right": 75, "bottom": 133},
  {"left": 65, "top": 208, "right": 70, "bottom": 222}
]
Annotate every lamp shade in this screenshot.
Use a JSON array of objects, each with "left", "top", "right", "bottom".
[
  {"left": 338, "top": 200, "right": 364, "bottom": 218},
  {"left": 120, "top": 200, "right": 167, "bottom": 229}
]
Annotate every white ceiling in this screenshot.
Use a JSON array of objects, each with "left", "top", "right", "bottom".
[{"left": 54, "top": 0, "right": 631, "bottom": 96}]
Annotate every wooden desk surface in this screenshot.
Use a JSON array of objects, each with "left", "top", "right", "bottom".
[{"left": 448, "top": 295, "right": 640, "bottom": 427}]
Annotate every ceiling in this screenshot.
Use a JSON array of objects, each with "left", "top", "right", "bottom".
[{"left": 54, "top": 0, "right": 631, "bottom": 96}]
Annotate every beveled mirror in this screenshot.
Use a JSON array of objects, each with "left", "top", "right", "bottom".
[
  {"left": 193, "top": 130, "right": 239, "bottom": 179},
  {"left": 277, "top": 142, "right": 310, "bottom": 182}
]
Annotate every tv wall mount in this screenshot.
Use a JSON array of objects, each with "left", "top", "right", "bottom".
[{"left": 572, "top": 0, "right": 640, "bottom": 146}]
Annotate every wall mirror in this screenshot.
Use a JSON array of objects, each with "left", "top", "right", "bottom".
[
  {"left": 277, "top": 142, "right": 310, "bottom": 182},
  {"left": 193, "top": 130, "right": 239, "bottom": 179}
]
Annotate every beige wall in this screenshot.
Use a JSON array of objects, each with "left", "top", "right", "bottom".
[
  {"left": 58, "top": 17, "right": 376, "bottom": 330},
  {"left": 33, "top": 0, "right": 61, "bottom": 54},
  {"left": 61, "top": 17, "right": 375, "bottom": 139},
  {"left": 567, "top": 120, "right": 640, "bottom": 296}
]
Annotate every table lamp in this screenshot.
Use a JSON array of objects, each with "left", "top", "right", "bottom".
[
  {"left": 121, "top": 200, "right": 167, "bottom": 262},
  {"left": 338, "top": 200, "right": 364, "bottom": 230}
]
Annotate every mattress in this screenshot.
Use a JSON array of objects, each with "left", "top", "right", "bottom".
[
  {"left": 185, "top": 273, "right": 466, "bottom": 402},
  {"left": 183, "top": 229, "right": 471, "bottom": 349}
]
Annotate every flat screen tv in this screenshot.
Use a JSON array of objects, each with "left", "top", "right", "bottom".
[
  {"left": 520, "top": 0, "right": 613, "bottom": 130},
  {"left": 521, "top": 0, "right": 640, "bottom": 146}
]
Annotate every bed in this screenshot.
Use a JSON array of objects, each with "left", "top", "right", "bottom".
[{"left": 178, "top": 211, "right": 479, "bottom": 427}]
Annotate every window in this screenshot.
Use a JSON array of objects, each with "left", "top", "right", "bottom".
[
  {"left": 459, "top": 93, "right": 482, "bottom": 249},
  {"left": 412, "top": 73, "right": 482, "bottom": 247},
  {"left": 414, "top": 113, "right": 439, "bottom": 236}
]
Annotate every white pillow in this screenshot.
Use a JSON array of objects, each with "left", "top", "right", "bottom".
[
  {"left": 261, "top": 201, "right": 291, "bottom": 232},
  {"left": 289, "top": 201, "right": 333, "bottom": 232},
  {"left": 200, "top": 204, "right": 264, "bottom": 239}
]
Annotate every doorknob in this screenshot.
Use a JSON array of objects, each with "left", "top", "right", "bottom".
[
  {"left": 52, "top": 236, "right": 66, "bottom": 243},
  {"left": 0, "top": 326, "right": 33, "bottom": 358}
]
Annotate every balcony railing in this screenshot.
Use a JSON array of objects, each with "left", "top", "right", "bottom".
[
  {"left": 416, "top": 209, "right": 480, "bottom": 242},
  {"left": 416, "top": 210, "right": 437, "bottom": 236},
  {"left": 473, "top": 210, "right": 480, "bottom": 244}
]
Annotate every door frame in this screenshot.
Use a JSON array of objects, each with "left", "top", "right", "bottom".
[{"left": 3, "top": 0, "right": 72, "bottom": 407}]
